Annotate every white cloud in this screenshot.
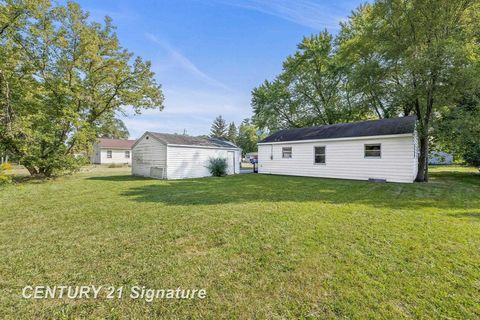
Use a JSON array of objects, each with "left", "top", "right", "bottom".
[
  {"left": 208, "top": 0, "right": 349, "bottom": 30},
  {"left": 120, "top": 86, "right": 251, "bottom": 138},
  {"left": 145, "top": 33, "right": 231, "bottom": 91}
]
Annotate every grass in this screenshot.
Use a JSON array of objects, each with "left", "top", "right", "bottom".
[{"left": 1, "top": 166, "right": 479, "bottom": 319}]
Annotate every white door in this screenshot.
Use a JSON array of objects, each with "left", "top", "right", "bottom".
[{"left": 227, "top": 151, "right": 235, "bottom": 175}]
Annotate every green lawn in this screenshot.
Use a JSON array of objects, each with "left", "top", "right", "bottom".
[{"left": 1, "top": 166, "right": 479, "bottom": 319}]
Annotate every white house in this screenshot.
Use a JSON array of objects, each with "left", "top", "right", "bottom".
[
  {"left": 132, "top": 132, "right": 241, "bottom": 179},
  {"left": 92, "top": 138, "right": 136, "bottom": 165},
  {"left": 258, "top": 116, "right": 418, "bottom": 183}
]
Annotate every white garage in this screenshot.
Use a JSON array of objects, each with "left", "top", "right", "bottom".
[{"left": 132, "top": 132, "right": 241, "bottom": 179}]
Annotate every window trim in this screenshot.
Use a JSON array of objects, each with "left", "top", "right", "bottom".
[
  {"left": 313, "top": 145, "right": 326, "bottom": 165},
  {"left": 282, "top": 146, "right": 292, "bottom": 159},
  {"left": 106, "top": 150, "right": 112, "bottom": 158},
  {"left": 364, "top": 143, "right": 382, "bottom": 158},
  {"left": 125, "top": 150, "right": 130, "bottom": 159}
]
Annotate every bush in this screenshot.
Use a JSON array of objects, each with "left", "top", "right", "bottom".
[
  {"left": 207, "top": 158, "right": 228, "bottom": 177},
  {"left": 0, "top": 163, "right": 13, "bottom": 185},
  {"left": 1, "top": 163, "right": 13, "bottom": 171},
  {"left": 108, "top": 163, "right": 127, "bottom": 168}
]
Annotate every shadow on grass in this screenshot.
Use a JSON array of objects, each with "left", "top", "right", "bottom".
[
  {"left": 88, "top": 175, "right": 151, "bottom": 182},
  {"left": 447, "top": 212, "right": 480, "bottom": 220},
  {"left": 85, "top": 170, "right": 480, "bottom": 211},
  {"left": 430, "top": 171, "right": 480, "bottom": 186}
]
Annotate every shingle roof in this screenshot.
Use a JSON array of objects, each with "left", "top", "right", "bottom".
[
  {"left": 259, "top": 116, "right": 416, "bottom": 143},
  {"left": 148, "top": 132, "right": 239, "bottom": 149},
  {"left": 98, "top": 138, "right": 136, "bottom": 149}
]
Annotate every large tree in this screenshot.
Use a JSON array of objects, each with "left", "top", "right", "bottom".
[
  {"left": 338, "top": 0, "right": 480, "bottom": 181},
  {"left": 96, "top": 116, "right": 130, "bottom": 139},
  {"left": 0, "top": 1, "right": 163, "bottom": 176},
  {"left": 434, "top": 92, "right": 480, "bottom": 166},
  {"left": 226, "top": 121, "right": 237, "bottom": 143},
  {"left": 210, "top": 115, "right": 227, "bottom": 138},
  {"left": 236, "top": 119, "right": 266, "bottom": 155},
  {"left": 252, "top": 31, "right": 370, "bottom": 132}
]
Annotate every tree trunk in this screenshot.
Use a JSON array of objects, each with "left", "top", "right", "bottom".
[
  {"left": 37, "top": 166, "right": 53, "bottom": 177},
  {"left": 26, "top": 166, "right": 38, "bottom": 176},
  {"left": 416, "top": 133, "right": 429, "bottom": 182}
]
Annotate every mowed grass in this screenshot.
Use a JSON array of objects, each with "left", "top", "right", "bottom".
[{"left": 0, "top": 166, "right": 479, "bottom": 319}]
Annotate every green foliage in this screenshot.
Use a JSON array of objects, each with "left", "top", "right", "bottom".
[
  {"left": 207, "top": 157, "right": 228, "bottom": 177},
  {"left": 227, "top": 122, "right": 237, "bottom": 143},
  {"left": 96, "top": 116, "right": 130, "bottom": 139},
  {"left": 252, "top": 31, "right": 371, "bottom": 131},
  {"left": 0, "top": 162, "right": 12, "bottom": 184},
  {"left": 0, "top": 1, "right": 163, "bottom": 177},
  {"left": 108, "top": 163, "right": 127, "bottom": 168},
  {"left": 210, "top": 115, "right": 227, "bottom": 138},
  {"left": 236, "top": 118, "right": 266, "bottom": 155},
  {"left": 435, "top": 95, "right": 480, "bottom": 166}
]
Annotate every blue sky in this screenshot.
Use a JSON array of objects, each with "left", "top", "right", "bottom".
[{"left": 74, "top": 0, "right": 364, "bottom": 138}]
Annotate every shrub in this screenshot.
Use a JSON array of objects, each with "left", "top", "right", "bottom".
[
  {"left": 108, "top": 163, "right": 126, "bottom": 168},
  {"left": 0, "top": 163, "right": 12, "bottom": 185},
  {"left": 1, "top": 163, "right": 13, "bottom": 171},
  {"left": 207, "top": 158, "right": 228, "bottom": 177}
]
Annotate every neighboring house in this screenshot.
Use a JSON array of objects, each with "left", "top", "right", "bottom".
[
  {"left": 132, "top": 132, "right": 241, "bottom": 179},
  {"left": 429, "top": 151, "right": 453, "bottom": 165},
  {"left": 244, "top": 152, "right": 258, "bottom": 161},
  {"left": 258, "top": 116, "right": 418, "bottom": 183},
  {"left": 92, "top": 138, "right": 136, "bottom": 165}
]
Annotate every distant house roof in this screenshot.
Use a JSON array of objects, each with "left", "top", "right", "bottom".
[
  {"left": 98, "top": 138, "right": 136, "bottom": 149},
  {"left": 259, "top": 116, "right": 416, "bottom": 143},
  {"left": 147, "top": 132, "right": 240, "bottom": 149}
]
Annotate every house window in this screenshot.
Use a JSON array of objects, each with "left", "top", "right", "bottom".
[
  {"left": 314, "top": 146, "right": 326, "bottom": 164},
  {"left": 125, "top": 151, "right": 130, "bottom": 159},
  {"left": 365, "top": 144, "right": 381, "bottom": 158},
  {"left": 107, "top": 150, "right": 112, "bottom": 158},
  {"left": 282, "top": 147, "right": 292, "bottom": 159}
]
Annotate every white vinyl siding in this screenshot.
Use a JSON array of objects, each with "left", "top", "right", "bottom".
[
  {"left": 258, "top": 135, "right": 417, "bottom": 183},
  {"left": 166, "top": 146, "right": 240, "bottom": 180},
  {"left": 131, "top": 133, "right": 241, "bottom": 180},
  {"left": 132, "top": 135, "right": 167, "bottom": 177},
  {"left": 96, "top": 148, "right": 132, "bottom": 164}
]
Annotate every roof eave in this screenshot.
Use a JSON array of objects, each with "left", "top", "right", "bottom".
[
  {"left": 258, "top": 133, "right": 414, "bottom": 145},
  {"left": 167, "top": 143, "right": 241, "bottom": 150}
]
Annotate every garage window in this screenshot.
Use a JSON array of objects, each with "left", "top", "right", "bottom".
[
  {"left": 365, "top": 144, "right": 381, "bottom": 158},
  {"left": 282, "top": 147, "right": 292, "bottom": 158},
  {"left": 314, "top": 146, "right": 326, "bottom": 164}
]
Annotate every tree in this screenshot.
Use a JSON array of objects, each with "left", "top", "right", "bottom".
[
  {"left": 96, "top": 116, "right": 130, "bottom": 139},
  {"left": 252, "top": 32, "right": 370, "bottom": 132},
  {"left": 339, "top": 0, "right": 480, "bottom": 181},
  {"left": 434, "top": 93, "right": 480, "bottom": 166},
  {"left": 210, "top": 115, "right": 227, "bottom": 138},
  {"left": 236, "top": 119, "right": 266, "bottom": 155},
  {"left": 226, "top": 122, "right": 237, "bottom": 143},
  {"left": 0, "top": 1, "right": 163, "bottom": 176}
]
